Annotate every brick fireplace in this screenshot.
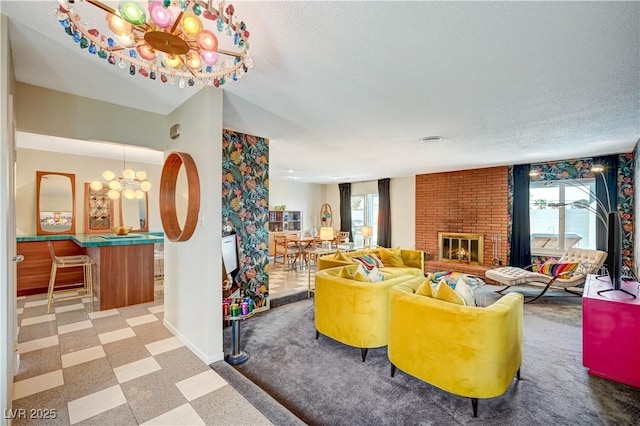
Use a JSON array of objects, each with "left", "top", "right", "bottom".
[{"left": 415, "top": 166, "right": 510, "bottom": 276}]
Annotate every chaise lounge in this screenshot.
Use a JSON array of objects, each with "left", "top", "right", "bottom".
[{"left": 485, "top": 247, "right": 607, "bottom": 302}]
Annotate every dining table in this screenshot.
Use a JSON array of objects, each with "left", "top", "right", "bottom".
[{"left": 287, "top": 235, "right": 322, "bottom": 270}]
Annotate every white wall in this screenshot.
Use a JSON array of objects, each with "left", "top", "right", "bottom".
[
  {"left": 1, "top": 13, "right": 17, "bottom": 422},
  {"left": 324, "top": 177, "right": 415, "bottom": 248},
  {"left": 15, "top": 83, "right": 167, "bottom": 151},
  {"left": 163, "top": 89, "right": 224, "bottom": 364},
  {"left": 15, "top": 148, "right": 162, "bottom": 235},
  {"left": 269, "top": 179, "right": 324, "bottom": 230}
]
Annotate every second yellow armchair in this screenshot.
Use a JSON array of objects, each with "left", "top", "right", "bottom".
[{"left": 387, "top": 281, "right": 524, "bottom": 417}]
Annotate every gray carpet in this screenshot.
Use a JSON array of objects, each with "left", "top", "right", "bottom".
[{"left": 224, "top": 286, "right": 640, "bottom": 425}]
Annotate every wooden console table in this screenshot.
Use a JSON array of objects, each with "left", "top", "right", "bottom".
[{"left": 582, "top": 274, "right": 639, "bottom": 388}]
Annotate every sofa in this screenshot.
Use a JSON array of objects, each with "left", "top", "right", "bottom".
[
  {"left": 387, "top": 279, "right": 523, "bottom": 417},
  {"left": 314, "top": 256, "right": 426, "bottom": 361}
]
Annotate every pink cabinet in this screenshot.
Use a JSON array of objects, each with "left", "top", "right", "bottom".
[{"left": 582, "top": 274, "right": 640, "bottom": 388}]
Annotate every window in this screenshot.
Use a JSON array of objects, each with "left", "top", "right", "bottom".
[
  {"left": 529, "top": 178, "right": 597, "bottom": 255},
  {"left": 351, "top": 194, "right": 378, "bottom": 247}
]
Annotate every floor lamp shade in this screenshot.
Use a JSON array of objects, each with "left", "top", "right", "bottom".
[{"left": 320, "top": 227, "right": 334, "bottom": 249}]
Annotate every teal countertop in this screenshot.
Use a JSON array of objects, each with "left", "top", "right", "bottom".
[{"left": 17, "top": 232, "right": 164, "bottom": 247}]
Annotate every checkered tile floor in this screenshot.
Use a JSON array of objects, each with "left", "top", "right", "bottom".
[
  {"left": 12, "top": 285, "right": 271, "bottom": 425},
  {"left": 268, "top": 260, "right": 316, "bottom": 299}
]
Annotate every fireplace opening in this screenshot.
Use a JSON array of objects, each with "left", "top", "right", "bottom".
[{"left": 438, "top": 232, "right": 484, "bottom": 266}]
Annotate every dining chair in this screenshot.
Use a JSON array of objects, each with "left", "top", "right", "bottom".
[
  {"left": 273, "top": 235, "right": 288, "bottom": 267},
  {"left": 336, "top": 231, "right": 350, "bottom": 243}
]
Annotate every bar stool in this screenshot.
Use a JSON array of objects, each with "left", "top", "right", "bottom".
[
  {"left": 154, "top": 243, "right": 164, "bottom": 282},
  {"left": 46, "top": 241, "right": 95, "bottom": 313}
]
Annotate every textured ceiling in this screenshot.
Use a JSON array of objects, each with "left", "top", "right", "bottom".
[{"left": 2, "top": 1, "right": 639, "bottom": 183}]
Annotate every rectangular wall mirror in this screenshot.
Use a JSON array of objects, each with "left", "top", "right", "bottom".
[
  {"left": 84, "top": 182, "right": 115, "bottom": 234},
  {"left": 36, "top": 171, "right": 76, "bottom": 235},
  {"left": 119, "top": 180, "right": 149, "bottom": 232}
]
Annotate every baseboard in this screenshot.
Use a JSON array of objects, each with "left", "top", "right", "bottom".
[{"left": 163, "top": 318, "right": 224, "bottom": 365}]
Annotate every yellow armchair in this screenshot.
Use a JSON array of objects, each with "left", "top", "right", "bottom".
[
  {"left": 388, "top": 282, "right": 523, "bottom": 417},
  {"left": 314, "top": 265, "right": 426, "bottom": 361}
]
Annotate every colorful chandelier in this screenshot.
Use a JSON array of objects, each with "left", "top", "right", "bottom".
[{"left": 55, "top": 0, "right": 252, "bottom": 88}]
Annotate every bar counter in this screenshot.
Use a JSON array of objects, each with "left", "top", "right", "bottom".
[{"left": 17, "top": 232, "right": 164, "bottom": 310}]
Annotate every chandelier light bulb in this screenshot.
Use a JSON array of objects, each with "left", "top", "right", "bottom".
[
  {"left": 123, "top": 169, "right": 135, "bottom": 180},
  {"left": 118, "top": 1, "right": 147, "bottom": 26},
  {"left": 115, "top": 33, "right": 136, "bottom": 48},
  {"left": 196, "top": 30, "right": 218, "bottom": 51},
  {"left": 140, "top": 180, "right": 152, "bottom": 192},
  {"left": 106, "top": 14, "right": 132, "bottom": 36},
  {"left": 108, "top": 189, "right": 121, "bottom": 200},
  {"left": 181, "top": 12, "right": 203, "bottom": 39},
  {"left": 123, "top": 189, "right": 135, "bottom": 199},
  {"left": 109, "top": 180, "right": 122, "bottom": 190},
  {"left": 163, "top": 53, "right": 182, "bottom": 69},
  {"left": 200, "top": 50, "right": 219, "bottom": 66},
  {"left": 89, "top": 180, "right": 103, "bottom": 191},
  {"left": 185, "top": 52, "right": 202, "bottom": 70},
  {"left": 103, "top": 170, "right": 115, "bottom": 181},
  {"left": 134, "top": 189, "right": 144, "bottom": 199},
  {"left": 135, "top": 171, "right": 147, "bottom": 181},
  {"left": 136, "top": 43, "right": 157, "bottom": 61},
  {"left": 149, "top": 2, "right": 173, "bottom": 28}
]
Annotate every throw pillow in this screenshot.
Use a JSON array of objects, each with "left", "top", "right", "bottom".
[
  {"left": 379, "top": 247, "right": 405, "bottom": 268},
  {"left": 575, "top": 261, "right": 595, "bottom": 276},
  {"left": 415, "top": 279, "right": 434, "bottom": 297},
  {"left": 367, "top": 266, "right": 385, "bottom": 283},
  {"left": 533, "top": 257, "right": 558, "bottom": 272},
  {"left": 338, "top": 267, "right": 352, "bottom": 279},
  {"left": 352, "top": 254, "right": 383, "bottom": 272},
  {"left": 432, "top": 271, "right": 451, "bottom": 282},
  {"left": 355, "top": 264, "right": 384, "bottom": 283},
  {"left": 538, "top": 262, "right": 579, "bottom": 277},
  {"left": 402, "top": 250, "right": 422, "bottom": 269},
  {"left": 333, "top": 250, "right": 351, "bottom": 262},
  {"left": 353, "top": 269, "right": 371, "bottom": 282},
  {"left": 454, "top": 278, "right": 475, "bottom": 306},
  {"left": 434, "top": 280, "right": 466, "bottom": 305}
]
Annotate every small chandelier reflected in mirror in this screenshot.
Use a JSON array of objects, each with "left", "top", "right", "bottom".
[{"left": 55, "top": 0, "right": 253, "bottom": 88}]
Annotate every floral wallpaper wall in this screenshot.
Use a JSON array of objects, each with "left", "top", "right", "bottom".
[
  {"left": 617, "top": 153, "right": 634, "bottom": 276},
  {"left": 222, "top": 129, "right": 269, "bottom": 308},
  {"left": 634, "top": 141, "right": 640, "bottom": 277},
  {"left": 528, "top": 154, "right": 634, "bottom": 275},
  {"left": 507, "top": 165, "right": 514, "bottom": 265}
]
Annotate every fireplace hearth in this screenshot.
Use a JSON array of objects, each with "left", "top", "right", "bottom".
[{"left": 438, "top": 232, "right": 484, "bottom": 266}]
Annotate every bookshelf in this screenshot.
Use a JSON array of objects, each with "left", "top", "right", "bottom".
[{"left": 268, "top": 210, "right": 302, "bottom": 232}]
